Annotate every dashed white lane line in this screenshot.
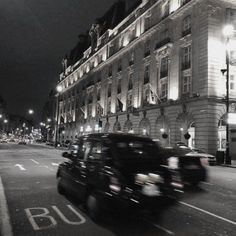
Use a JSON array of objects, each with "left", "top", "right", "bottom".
[
  {"left": 0, "top": 176, "right": 13, "bottom": 236},
  {"left": 30, "top": 159, "right": 39, "bottom": 164},
  {"left": 152, "top": 223, "right": 175, "bottom": 235},
  {"left": 180, "top": 201, "right": 236, "bottom": 226},
  {"left": 144, "top": 219, "right": 175, "bottom": 235},
  {"left": 202, "top": 181, "right": 213, "bottom": 186}
]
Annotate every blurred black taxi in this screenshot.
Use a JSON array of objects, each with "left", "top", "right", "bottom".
[
  {"left": 161, "top": 145, "right": 207, "bottom": 187},
  {"left": 56, "top": 133, "right": 178, "bottom": 221}
]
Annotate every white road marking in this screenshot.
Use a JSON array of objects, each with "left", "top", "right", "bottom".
[
  {"left": 180, "top": 201, "right": 236, "bottom": 226},
  {"left": 52, "top": 205, "right": 86, "bottom": 225},
  {"left": 144, "top": 219, "right": 175, "bottom": 235},
  {"left": 51, "top": 163, "right": 59, "bottom": 166},
  {"left": 31, "top": 159, "right": 39, "bottom": 164},
  {"left": 15, "top": 164, "right": 26, "bottom": 171},
  {"left": 202, "top": 181, "right": 213, "bottom": 186},
  {"left": 152, "top": 223, "right": 175, "bottom": 235},
  {"left": 0, "top": 176, "right": 13, "bottom": 236},
  {"left": 41, "top": 165, "right": 54, "bottom": 171},
  {"left": 25, "top": 207, "right": 57, "bottom": 230}
]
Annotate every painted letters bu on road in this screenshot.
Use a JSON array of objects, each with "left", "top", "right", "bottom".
[{"left": 25, "top": 205, "right": 86, "bottom": 231}]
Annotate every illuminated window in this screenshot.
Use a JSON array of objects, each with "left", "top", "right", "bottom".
[
  {"left": 161, "top": 1, "right": 169, "bottom": 19},
  {"left": 160, "top": 79, "right": 168, "bottom": 99},
  {"left": 230, "top": 75, "right": 235, "bottom": 91},
  {"left": 127, "top": 92, "right": 133, "bottom": 108}
]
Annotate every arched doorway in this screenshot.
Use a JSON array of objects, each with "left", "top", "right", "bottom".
[{"left": 187, "top": 122, "right": 195, "bottom": 148}]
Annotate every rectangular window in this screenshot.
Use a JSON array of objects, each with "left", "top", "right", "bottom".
[
  {"left": 144, "top": 40, "right": 150, "bottom": 57},
  {"left": 127, "top": 93, "right": 132, "bottom": 108},
  {"left": 160, "top": 79, "right": 168, "bottom": 99},
  {"left": 230, "top": 75, "right": 235, "bottom": 91},
  {"left": 160, "top": 29, "right": 169, "bottom": 42},
  {"left": 118, "top": 60, "right": 122, "bottom": 72},
  {"left": 107, "top": 83, "right": 111, "bottom": 98},
  {"left": 128, "top": 72, "right": 133, "bottom": 91},
  {"left": 182, "top": 45, "right": 191, "bottom": 70},
  {"left": 117, "top": 79, "right": 121, "bottom": 94},
  {"left": 160, "top": 57, "right": 168, "bottom": 78},
  {"left": 182, "top": 75, "right": 191, "bottom": 94},
  {"left": 182, "top": 15, "right": 191, "bottom": 36},
  {"left": 144, "top": 64, "right": 150, "bottom": 84}
]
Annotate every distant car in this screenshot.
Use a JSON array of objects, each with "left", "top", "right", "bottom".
[
  {"left": 0, "top": 139, "right": 8, "bottom": 143},
  {"left": 9, "top": 139, "right": 15, "bottom": 142},
  {"left": 57, "top": 133, "right": 178, "bottom": 221},
  {"left": 191, "top": 148, "right": 216, "bottom": 166},
  {"left": 18, "top": 140, "right": 27, "bottom": 145},
  {"left": 162, "top": 146, "right": 207, "bottom": 187}
]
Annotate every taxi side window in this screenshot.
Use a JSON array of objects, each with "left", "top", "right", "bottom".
[
  {"left": 78, "top": 141, "right": 91, "bottom": 160},
  {"left": 90, "top": 142, "right": 102, "bottom": 160}
]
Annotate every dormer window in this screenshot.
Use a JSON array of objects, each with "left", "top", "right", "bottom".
[{"left": 182, "top": 15, "right": 191, "bottom": 37}]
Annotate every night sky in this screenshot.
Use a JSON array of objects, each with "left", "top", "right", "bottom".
[{"left": 0, "top": 0, "right": 116, "bottom": 122}]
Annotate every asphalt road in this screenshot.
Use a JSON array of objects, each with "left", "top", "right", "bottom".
[{"left": 0, "top": 143, "right": 236, "bottom": 236}]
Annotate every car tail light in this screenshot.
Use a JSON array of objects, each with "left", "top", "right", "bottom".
[
  {"left": 168, "top": 156, "right": 179, "bottom": 169},
  {"left": 109, "top": 176, "right": 121, "bottom": 193}
]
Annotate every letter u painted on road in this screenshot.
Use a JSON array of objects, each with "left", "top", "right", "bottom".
[{"left": 25, "top": 205, "right": 86, "bottom": 231}]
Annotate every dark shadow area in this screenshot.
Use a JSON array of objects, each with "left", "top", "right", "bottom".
[{"left": 63, "top": 192, "right": 177, "bottom": 236}]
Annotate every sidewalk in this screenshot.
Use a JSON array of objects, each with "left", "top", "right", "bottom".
[{"left": 219, "top": 160, "right": 236, "bottom": 168}]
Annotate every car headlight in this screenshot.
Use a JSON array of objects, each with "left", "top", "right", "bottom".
[{"left": 168, "top": 156, "right": 179, "bottom": 169}]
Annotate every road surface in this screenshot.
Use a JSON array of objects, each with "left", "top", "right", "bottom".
[{"left": 0, "top": 143, "right": 236, "bottom": 236}]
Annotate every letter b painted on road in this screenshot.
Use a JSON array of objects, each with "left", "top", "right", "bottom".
[{"left": 25, "top": 205, "right": 86, "bottom": 231}]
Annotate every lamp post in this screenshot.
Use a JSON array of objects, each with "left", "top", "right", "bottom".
[
  {"left": 223, "top": 24, "right": 234, "bottom": 165},
  {"left": 55, "top": 85, "right": 62, "bottom": 147}
]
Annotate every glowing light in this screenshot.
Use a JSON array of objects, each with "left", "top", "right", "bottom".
[
  {"left": 160, "top": 128, "right": 165, "bottom": 133},
  {"left": 28, "top": 109, "right": 34, "bottom": 115},
  {"left": 56, "top": 85, "right": 63, "bottom": 93},
  {"left": 228, "top": 113, "right": 236, "bottom": 124},
  {"left": 223, "top": 24, "right": 234, "bottom": 37}
]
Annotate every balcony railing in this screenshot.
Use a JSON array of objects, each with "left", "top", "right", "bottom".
[
  {"left": 182, "top": 28, "right": 191, "bottom": 37},
  {"left": 181, "top": 61, "right": 191, "bottom": 70},
  {"left": 155, "top": 38, "right": 171, "bottom": 50},
  {"left": 160, "top": 70, "right": 168, "bottom": 78},
  {"left": 144, "top": 50, "right": 151, "bottom": 58}
]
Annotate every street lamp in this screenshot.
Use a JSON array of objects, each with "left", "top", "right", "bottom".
[
  {"left": 28, "top": 109, "right": 34, "bottom": 115},
  {"left": 55, "top": 85, "right": 63, "bottom": 147},
  {"left": 222, "top": 24, "right": 234, "bottom": 165}
]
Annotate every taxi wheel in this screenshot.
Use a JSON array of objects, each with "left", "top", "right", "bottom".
[
  {"left": 57, "top": 177, "right": 65, "bottom": 195},
  {"left": 86, "top": 193, "right": 102, "bottom": 222}
]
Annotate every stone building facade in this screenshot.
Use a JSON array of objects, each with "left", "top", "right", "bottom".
[{"left": 56, "top": 0, "right": 236, "bottom": 158}]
